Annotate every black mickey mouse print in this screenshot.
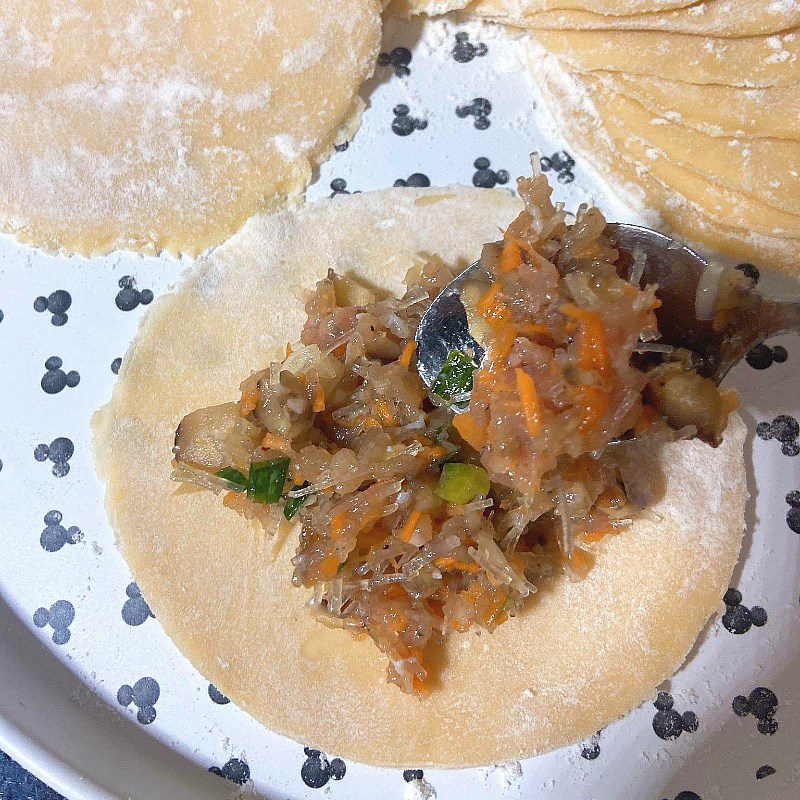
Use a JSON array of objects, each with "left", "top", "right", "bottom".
[
  {"left": 580, "top": 732, "right": 601, "bottom": 760},
  {"left": 330, "top": 178, "right": 357, "bottom": 197},
  {"left": 721, "top": 588, "right": 767, "bottom": 634},
  {"left": 756, "top": 414, "right": 800, "bottom": 456},
  {"left": 117, "top": 677, "right": 160, "bottom": 725},
  {"left": 403, "top": 769, "right": 424, "bottom": 782},
  {"left": 115, "top": 276, "right": 153, "bottom": 311},
  {"left": 452, "top": 31, "right": 487, "bottom": 63},
  {"left": 540, "top": 151, "right": 575, "bottom": 184},
  {"left": 209, "top": 758, "right": 250, "bottom": 785},
  {"left": 33, "top": 600, "right": 74, "bottom": 645},
  {"left": 746, "top": 343, "right": 788, "bottom": 370},
  {"left": 472, "top": 157, "right": 509, "bottom": 188},
  {"left": 394, "top": 173, "right": 431, "bottom": 188},
  {"left": 785, "top": 491, "right": 800, "bottom": 534},
  {"left": 34, "top": 290, "right": 71, "bottom": 326},
  {"left": 756, "top": 764, "right": 776, "bottom": 779},
  {"left": 39, "top": 510, "right": 82, "bottom": 552},
  {"left": 34, "top": 437, "right": 74, "bottom": 477},
  {"left": 121, "top": 582, "right": 154, "bottom": 626},
  {"left": 652, "top": 692, "right": 698, "bottom": 740},
  {"left": 456, "top": 98, "right": 492, "bottom": 129},
  {"left": 300, "top": 747, "right": 346, "bottom": 789},
  {"left": 733, "top": 687, "right": 779, "bottom": 734},
  {"left": 41, "top": 357, "right": 80, "bottom": 394},
  {"left": 111, "top": 357, "right": 122, "bottom": 374},
  {"left": 378, "top": 46, "right": 413, "bottom": 78},
  {"left": 208, "top": 684, "right": 230, "bottom": 705},
  {"left": 391, "top": 104, "right": 428, "bottom": 136}
]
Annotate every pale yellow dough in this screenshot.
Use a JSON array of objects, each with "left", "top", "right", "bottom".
[
  {"left": 465, "top": 0, "right": 698, "bottom": 15},
  {"left": 600, "top": 73, "right": 800, "bottom": 141},
  {"left": 0, "top": 0, "right": 381, "bottom": 256},
  {"left": 532, "top": 27, "right": 800, "bottom": 87},
  {"left": 495, "top": 0, "right": 800, "bottom": 37},
  {"left": 93, "top": 187, "right": 746, "bottom": 767},
  {"left": 583, "top": 77, "right": 800, "bottom": 217},
  {"left": 534, "top": 57, "right": 800, "bottom": 271}
]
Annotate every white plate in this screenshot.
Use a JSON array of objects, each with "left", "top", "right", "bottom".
[{"left": 1, "top": 16, "right": 799, "bottom": 800}]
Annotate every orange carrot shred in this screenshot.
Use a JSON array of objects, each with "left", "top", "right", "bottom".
[
  {"left": 514, "top": 367, "right": 542, "bottom": 438},
  {"left": 400, "top": 510, "right": 422, "bottom": 543},
  {"left": 331, "top": 512, "right": 347, "bottom": 540},
  {"left": 261, "top": 432, "right": 292, "bottom": 453},
  {"left": 312, "top": 384, "right": 326, "bottom": 413},
  {"left": 562, "top": 304, "right": 611, "bottom": 380},
  {"left": 453, "top": 411, "right": 486, "bottom": 450},
  {"left": 374, "top": 398, "right": 396, "bottom": 426},
  {"left": 399, "top": 340, "right": 417, "bottom": 367},
  {"left": 498, "top": 240, "right": 523, "bottom": 273}
]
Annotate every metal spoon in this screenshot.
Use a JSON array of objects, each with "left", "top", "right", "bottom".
[{"left": 416, "top": 223, "right": 800, "bottom": 398}]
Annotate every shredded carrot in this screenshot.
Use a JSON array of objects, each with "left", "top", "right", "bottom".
[
  {"left": 477, "top": 280, "right": 510, "bottom": 330},
  {"left": 567, "top": 547, "right": 592, "bottom": 576},
  {"left": 374, "top": 398, "right": 397, "bottom": 426},
  {"left": 285, "top": 342, "right": 293, "bottom": 357},
  {"left": 261, "top": 432, "right": 292, "bottom": 454},
  {"left": 400, "top": 510, "right": 422, "bottom": 543},
  {"left": 331, "top": 512, "right": 347, "bottom": 539},
  {"left": 514, "top": 367, "right": 542, "bottom": 438},
  {"left": 562, "top": 304, "right": 611, "bottom": 380},
  {"left": 317, "top": 554, "right": 340, "bottom": 579},
  {"left": 222, "top": 491, "right": 239, "bottom": 507},
  {"left": 399, "top": 340, "right": 417, "bottom": 367},
  {"left": 498, "top": 239, "right": 523, "bottom": 273},
  {"left": 574, "top": 384, "right": 608, "bottom": 436},
  {"left": 453, "top": 411, "right": 486, "bottom": 450},
  {"left": 360, "top": 416, "right": 382, "bottom": 430},
  {"left": 312, "top": 384, "right": 326, "bottom": 413},
  {"left": 332, "top": 342, "right": 347, "bottom": 359},
  {"left": 581, "top": 523, "right": 617, "bottom": 544},
  {"left": 493, "top": 324, "right": 517, "bottom": 361},
  {"left": 419, "top": 444, "right": 447, "bottom": 462},
  {"left": 412, "top": 673, "right": 431, "bottom": 699},
  {"left": 238, "top": 389, "right": 260, "bottom": 416},
  {"left": 435, "top": 555, "right": 480, "bottom": 572}
]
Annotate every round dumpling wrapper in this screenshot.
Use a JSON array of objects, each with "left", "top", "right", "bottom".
[
  {"left": 0, "top": 0, "right": 381, "bottom": 256},
  {"left": 93, "top": 186, "right": 746, "bottom": 767}
]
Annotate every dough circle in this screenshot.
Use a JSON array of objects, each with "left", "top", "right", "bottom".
[
  {"left": 93, "top": 187, "right": 746, "bottom": 767},
  {"left": 0, "top": 0, "right": 381, "bottom": 256}
]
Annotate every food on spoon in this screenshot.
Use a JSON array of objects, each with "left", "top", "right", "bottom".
[{"left": 171, "top": 167, "right": 736, "bottom": 696}]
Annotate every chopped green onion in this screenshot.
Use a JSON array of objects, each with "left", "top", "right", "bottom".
[
  {"left": 246, "top": 457, "right": 290, "bottom": 504},
  {"left": 431, "top": 349, "right": 476, "bottom": 400},
  {"left": 436, "top": 462, "right": 490, "bottom": 505},
  {"left": 283, "top": 482, "right": 311, "bottom": 520},
  {"left": 216, "top": 467, "right": 247, "bottom": 490}
]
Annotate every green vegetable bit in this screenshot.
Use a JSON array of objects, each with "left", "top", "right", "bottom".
[
  {"left": 431, "top": 349, "right": 476, "bottom": 399},
  {"left": 216, "top": 467, "right": 247, "bottom": 491},
  {"left": 284, "top": 481, "right": 311, "bottom": 520},
  {"left": 247, "top": 457, "right": 290, "bottom": 504},
  {"left": 436, "top": 462, "right": 490, "bottom": 505}
]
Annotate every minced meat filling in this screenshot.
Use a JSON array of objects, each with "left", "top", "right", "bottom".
[{"left": 172, "top": 171, "right": 736, "bottom": 696}]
